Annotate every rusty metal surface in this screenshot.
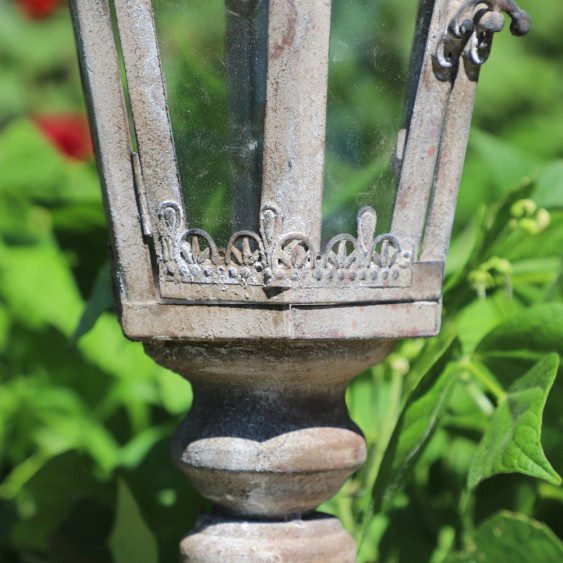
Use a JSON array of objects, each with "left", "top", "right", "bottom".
[
  {"left": 261, "top": 0, "right": 332, "bottom": 249},
  {"left": 69, "top": 0, "right": 155, "bottom": 306},
  {"left": 434, "top": 0, "right": 531, "bottom": 70},
  {"left": 149, "top": 338, "right": 394, "bottom": 520},
  {"left": 422, "top": 62, "right": 477, "bottom": 262},
  {"left": 403, "top": 0, "right": 436, "bottom": 131},
  {"left": 180, "top": 513, "right": 357, "bottom": 562},
  {"left": 393, "top": 0, "right": 530, "bottom": 260},
  {"left": 112, "top": 0, "right": 186, "bottom": 246},
  {"left": 69, "top": 3, "right": 531, "bottom": 555},
  {"left": 122, "top": 301, "right": 441, "bottom": 341},
  {"left": 157, "top": 261, "right": 442, "bottom": 304},
  {"left": 72, "top": 0, "right": 531, "bottom": 311},
  {"left": 422, "top": 0, "right": 531, "bottom": 261},
  {"left": 156, "top": 204, "right": 416, "bottom": 301},
  {"left": 391, "top": 0, "right": 465, "bottom": 257}
]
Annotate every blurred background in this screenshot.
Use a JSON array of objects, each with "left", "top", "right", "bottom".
[{"left": 0, "top": 0, "right": 562, "bottom": 561}]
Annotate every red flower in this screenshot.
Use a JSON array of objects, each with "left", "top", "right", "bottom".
[
  {"left": 34, "top": 114, "right": 94, "bottom": 161},
  {"left": 17, "top": 0, "right": 60, "bottom": 20}
]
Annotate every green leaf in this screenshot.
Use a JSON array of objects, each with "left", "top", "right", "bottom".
[
  {"left": 456, "top": 294, "right": 518, "bottom": 355},
  {"left": 0, "top": 304, "right": 9, "bottom": 353},
  {"left": 453, "top": 511, "right": 563, "bottom": 562},
  {"left": 123, "top": 437, "right": 210, "bottom": 561},
  {"left": 156, "top": 370, "right": 192, "bottom": 415},
  {"left": 468, "top": 354, "right": 561, "bottom": 489},
  {"left": 468, "top": 128, "right": 544, "bottom": 193},
  {"left": 0, "top": 119, "right": 100, "bottom": 205},
  {"left": 477, "top": 303, "right": 563, "bottom": 360},
  {"left": 534, "top": 160, "right": 563, "bottom": 210},
  {"left": 0, "top": 236, "right": 82, "bottom": 335},
  {"left": 370, "top": 343, "right": 458, "bottom": 512},
  {"left": 455, "top": 130, "right": 542, "bottom": 229},
  {"left": 9, "top": 452, "right": 113, "bottom": 553},
  {"left": 402, "top": 321, "right": 458, "bottom": 399},
  {"left": 119, "top": 427, "right": 171, "bottom": 469},
  {"left": 108, "top": 480, "right": 158, "bottom": 563},
  {"left": 71, "top": 261, "right": 114, "bottom": 344},
  {"left": 444, "top": 180, "right": 535, "bottom": 313}
]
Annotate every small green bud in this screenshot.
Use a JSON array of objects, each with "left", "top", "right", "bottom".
[
  {"left": 536, "top": 208, "right": 551, "bottom": 232},
  {"left": 519, "top": 217, "right": 540, "bottom": 235},
  {"left": 468, "top": 270, "right": 495, "bottom": 290},
  {"left": 490, "top": 257, "right": 513, "bottom": 276},
  {"left": 391, "top": 357, "right": 410, "bottom": 375},
  {"left": 511, "top": 198, "right": 537, "bottom": 218}
]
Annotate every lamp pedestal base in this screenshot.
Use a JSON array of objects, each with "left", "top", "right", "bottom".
[
  {"left": 179, "top": 513, "right": 356, "bottom": 562},
  {"left": 146, "top": 339, "right": 394, "bottom": 561}
]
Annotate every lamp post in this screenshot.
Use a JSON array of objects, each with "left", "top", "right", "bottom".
[{"left": 70, "top": 0, "right": 530, "bottom": 560}]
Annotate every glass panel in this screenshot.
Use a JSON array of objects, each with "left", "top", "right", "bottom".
[
  {"left": 153, "top": 0, "right": 267, "bottom": 243},
  {"left": 323, "top": 0, "right": 417, "bottom": 242},
  {"left": 153, "top": 0, "right": 416, "bottom": 245}
]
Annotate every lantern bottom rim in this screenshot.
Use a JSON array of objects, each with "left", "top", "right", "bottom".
[{"left": 179, "top": 512, "right": 356, "bottom": 563}]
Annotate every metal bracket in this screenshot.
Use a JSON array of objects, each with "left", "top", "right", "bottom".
[{"left": 435, "top": 0, "right": 531, "bottom": 71}]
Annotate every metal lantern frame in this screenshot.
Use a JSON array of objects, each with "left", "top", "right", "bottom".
[
  {"left": 70, "top": 0, "right": 529, "bottom": 341},
  {"left": 69, "top": 0, "right": 530, "bottom": 559}
]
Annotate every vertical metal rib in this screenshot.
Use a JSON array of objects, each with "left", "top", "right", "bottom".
[
  {"left": 226, "top": 0, "right": 268, "bottom": 233},
  {"left": 403, "top": 0, "right": 436, "bottom": 129},
  {"left": 420, "top": 1, "right": 531, "bottom": 262},
  {"left": 391, "top": 0, "right": 466, "bottom": 257},
  {"left": 112, "top": 0, "right": 186, "bottom": 234},
  {"left": 261, "top": 0, "right": 332, "bottom": 250},
  {"left": 421, "top": 63, "right": 478, "bottom": 262},
  {"left": 69, "top": 0, "right": 155, "bottom": 304}
]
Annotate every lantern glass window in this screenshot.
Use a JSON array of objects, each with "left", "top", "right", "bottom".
[
  {"left": 150, "top": 0, "right": 418, "bottom": 244},
  {"left": 324, "top": 0, "right": 416, "bottom": 240}
]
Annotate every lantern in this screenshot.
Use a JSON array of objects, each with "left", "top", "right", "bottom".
[{"left": 70, "top": 0, "right": 530, "bottom": 560}]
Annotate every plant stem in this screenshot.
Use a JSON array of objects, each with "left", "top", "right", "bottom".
[{"left": 462, "top": 359, "right": 506, "bottom": 403}]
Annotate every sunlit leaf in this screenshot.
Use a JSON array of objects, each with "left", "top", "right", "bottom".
[
  {"left": 535, "top": 160, "right": 563, "bottom": 210},
  {"left": 477, "top": 303, "right": 563, "bottom": 360},
  {"left": 468, "top": 354, "right": 561, "bottom": 489},
  {"left": 0, "top": 236, "right": 82, "bottom": 334},
  {"left": 468, "top": 128, "right": 544, "bottom": 193}
]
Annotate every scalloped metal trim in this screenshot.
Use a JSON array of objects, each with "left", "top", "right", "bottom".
[{"left": 157, "top": 203, "right": 414, "bottom": 290}]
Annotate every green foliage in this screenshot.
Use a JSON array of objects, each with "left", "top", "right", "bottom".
[
  {"left": 1, "top": 0, "right": 562, "bottom": 562},
  {"left": 109, "top": 481, "right": 158, "bottom": 563},
  {"left": 468, "top": 354, "right": 561, "bottom": 489},
  {"left": 452, "top": 511, "right": 563, "bottom": 563},
  {"left": 370, "top": 342, "right": 459, "bottom": 514},
  {"left": 477, "top": 304, "right": 563, "bottom": 360}
]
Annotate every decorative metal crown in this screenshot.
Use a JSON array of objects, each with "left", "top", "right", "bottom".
[{"left": 157, "top": 203, "right": 414, "bottom": 291}]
